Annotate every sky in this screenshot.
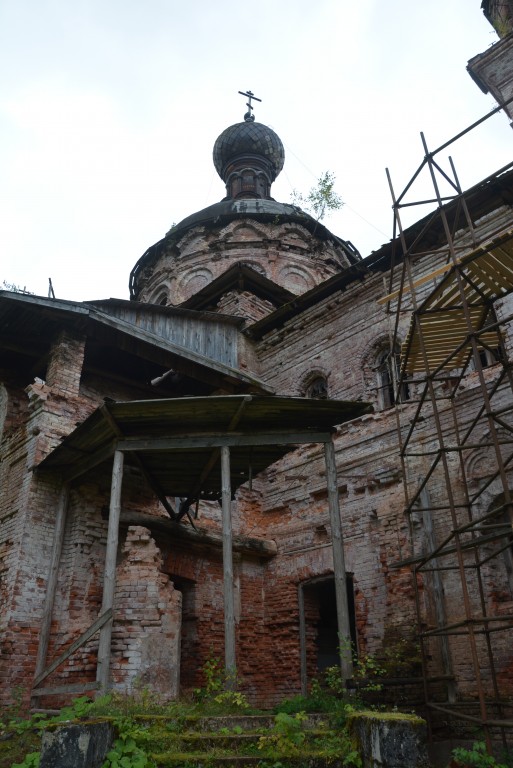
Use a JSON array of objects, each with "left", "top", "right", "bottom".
[{"left": 0, "top": 0, "right": 511, "bottom": 302}]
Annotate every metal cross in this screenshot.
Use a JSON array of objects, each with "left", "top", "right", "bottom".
[{"left": 238, "top": 90, "right": 261, "bottom": 122}]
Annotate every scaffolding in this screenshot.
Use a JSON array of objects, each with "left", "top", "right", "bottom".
[{"left": 383, "top": 107, "right": 513, "bottom": 750}]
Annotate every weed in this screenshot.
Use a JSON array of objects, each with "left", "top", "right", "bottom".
[
  {"left": 258, "top": 712, "right": 307, "bottom": 756},
  {"left": 11, "top": 753, "right": 40, "bottom": 768},
  {"left": 103, "top": 733, "right": 154, "bottom": 768},
  {"left": 451, "top": 741, "right": 509, "bottom": 768}
]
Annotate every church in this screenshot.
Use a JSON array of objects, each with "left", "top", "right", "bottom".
[{"left": 1, "top": 0, "right": 513, "bottom": 745}]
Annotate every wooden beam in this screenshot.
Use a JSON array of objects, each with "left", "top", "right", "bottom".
[
  {"left": 298, "top": 583, "right": 307, "bottom": 696},
  {"left": 31, "top": 681, "right": 100, "bottom": 698},
  {"left": 377, "top": 260, "right": 460, "bottom": 305},
  {"left": 324, "top": 439, "right": 353, "bottom": 682},
  {"left": 96, "top": 450, "right": 124, "bottom": 693},
  {"left": 117, "top": 431, "right": 332, "bottom": 452},
  {"left": 221, "top": 445, "right": 236, "bottom": 688},
  {"left": 118, "top": 510, "right": 277, "bottom": 558},
  {"left": 33, "top": 484, "right": 69, "bottom": 686},
  {"left": 419, "top": 488, "right": 456, "bottom": 703},
  {"left": 33, "top": 608, "right": 112, "bottom": 689}
]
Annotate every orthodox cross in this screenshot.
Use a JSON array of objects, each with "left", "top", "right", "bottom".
[{"left": 238, "top": 90, "right": 261, "bottom": 122}]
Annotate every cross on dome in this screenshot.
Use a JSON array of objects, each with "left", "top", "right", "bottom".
[{"left": 238, "top": 89, "right": 262, "bottom": 122}]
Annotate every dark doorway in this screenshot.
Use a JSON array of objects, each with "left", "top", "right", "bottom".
[
  {"left": 316, "top": 578, "right": 356, "bottom": 671},
  {"left": 299, "top": 575, "right": 357, "bottom": 690},
  {"left": 169, "top": 575, "right": 197, "bottom": 691}
]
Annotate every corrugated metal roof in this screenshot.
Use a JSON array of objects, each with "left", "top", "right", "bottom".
[
  {"left": 37, "top": 395, "right": 371, "bottom": 501},
  {"left": 402, "top": 228, "right": 513, "bottom": 374}
]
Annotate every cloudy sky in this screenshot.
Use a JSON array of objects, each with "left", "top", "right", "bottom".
[{"left": 0, "top": 0, "right": 510, "bottom": 302}]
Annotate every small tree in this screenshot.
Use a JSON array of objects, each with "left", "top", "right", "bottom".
[{"left": 291, "top": 171, "right": 344, "bottom": 222}]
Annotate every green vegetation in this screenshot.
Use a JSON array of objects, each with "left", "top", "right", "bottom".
[
  {"left": 0, "top": 658, "right": 429, "bottom": 768},
  {"left": 291, "top": 171, "right": 343, "bottom": 222},
  {"left": 0, "top": 666, "right": 357, "bottom": 768},
  {"left": 451, "top": 741, "right": 511, "bottom": 768}
]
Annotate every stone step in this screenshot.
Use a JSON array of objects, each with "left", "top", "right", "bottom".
[
  {"left": 150, "top": 752, "right": 347, "bottom": 768},
  {"left": 145, "top": 728, "right": 330, "bottom": 752},
  {"left": 134, "top": 712, "right": 330, "bottom": 732},
  {"left": 160, "top": 732, "right": 267, "bottom": 750}
]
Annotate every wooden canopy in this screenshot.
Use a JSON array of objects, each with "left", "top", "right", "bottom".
[{"left": 37, "top": 394, "right": 372, "bottom": 503}]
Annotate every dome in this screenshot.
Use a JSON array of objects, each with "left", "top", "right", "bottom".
[{"left": 213, "top": 121, "right": 285, "bottom": 189}]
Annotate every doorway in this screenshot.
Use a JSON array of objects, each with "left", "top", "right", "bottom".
[
  {"left": 169, "top": 575, "right": 197, "bottom": 691},
  {"left": 299, "top": 575, "right": 357, "bottom": 692}
]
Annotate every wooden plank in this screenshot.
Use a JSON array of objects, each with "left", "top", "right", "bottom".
[
  {"left": 33, "top": 608, "right": 112, "bottom": 689},
  {"left": 31, "top": 681, "right": 100, "bottom": 698},
  {"left": 482, "top": 250, "right": 513, "bottom": 281},
  {"left": 96, "top": 450, "right": 124, "bottom": 693},
  {"left": 324, "top": 439, "right": 353, "bottom": 683},
  {"left": 221, "top": 446, "right": 236, "bottom": 689},
  {"left": 116, "top": 431, "right": 332, "bottom": 452},
  {"left": 33, "top": 484, "right": 69, "bottom": 685},
  {"left": 90, "top": 308, "right": 267, "bottom": 389},
  {"left": 465, "top": 263, "right": 504, "bottom": 295},
  {"left": 475, "top": 253, "right": 513, "bottom": 283},
  {"left": 377, "top": 260, "right": 458, "bottom": 305}
]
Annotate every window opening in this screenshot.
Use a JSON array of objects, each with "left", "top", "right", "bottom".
[
  {"left": 305, "top": 375, "right": 328, "bottom": 400},
  {"left": 477, "top": 346, "right": 502, "bottom": 369},
  {"left": 376, "top": 346, "right": 409, "bottom": 409}
]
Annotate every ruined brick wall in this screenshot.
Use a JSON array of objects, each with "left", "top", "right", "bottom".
[
  {"left": 0, "top": 324, "right": 188, "bottom": 705},
  {"left": 240, "top": 208, "right": 513, "bottom": 705},
  {"left": 111, "top": 526, "right": 182, "bottom": 697},
  {"left": 0, "top": 330, "right": 88, "bottom": 705}
]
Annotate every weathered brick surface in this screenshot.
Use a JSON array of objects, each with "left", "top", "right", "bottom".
[
  {"left": 134, "top": 219, "right": 352, "bottom": 306},
  {"left": 0, "top": 170, "right": 512, "bottom": 718}
]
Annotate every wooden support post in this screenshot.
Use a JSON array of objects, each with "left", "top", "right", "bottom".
[
  {"left": 221, "top": 445, "right": 236, "bottom": 688},
  {"left": 298, "top": 583, "right": 307, "bottom": 696},
  {"left": 96, "top": 450, "right": 124, "bottom": 693},
  {"left": 324, "top": 439, "right": 353, "bottom": 682},
  {"left": 419, "top": 488, "right": 456, "bottom": 703},
  {"left": 33, "top": 483, "right": 70, "bottom": 685}
]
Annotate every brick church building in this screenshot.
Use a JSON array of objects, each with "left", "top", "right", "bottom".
[{"left": 1, "top": 0, "right": 512, "bottom": 742}]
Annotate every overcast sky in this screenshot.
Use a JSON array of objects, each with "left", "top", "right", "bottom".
[{"left": 0, "top": 0, "right": 511, "bottom": 302}]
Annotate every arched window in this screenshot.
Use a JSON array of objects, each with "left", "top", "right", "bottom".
[
  {"left": 375, "top": 346, "right": 408, "bottom": 409},
  {"left": 305, "top": 375, "right": 328, "bottom": 400}
]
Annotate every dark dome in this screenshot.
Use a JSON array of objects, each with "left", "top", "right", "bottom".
[{"left": 213, "top": 121, "right": 285, "bottom": 183}]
